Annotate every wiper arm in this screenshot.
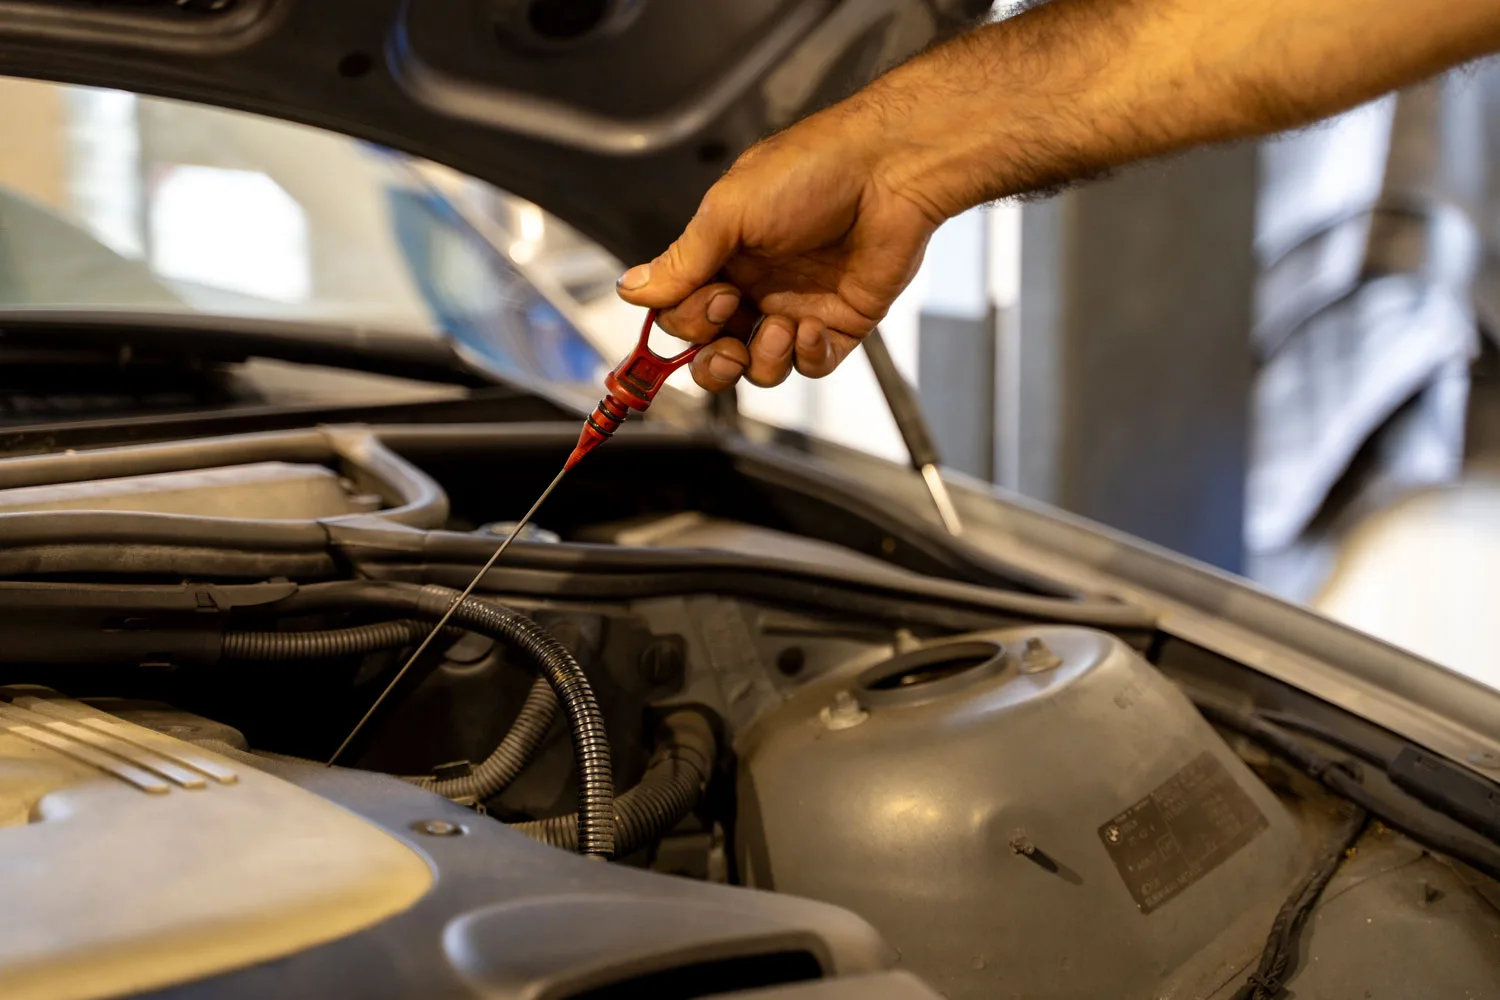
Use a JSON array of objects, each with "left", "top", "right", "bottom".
[{"left": 0, "top": 309, "right": 496, "bottom": 388}]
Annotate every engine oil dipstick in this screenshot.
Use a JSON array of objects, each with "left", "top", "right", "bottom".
[{"left": 328, "top": 310, "right": 697, "bottom": 766}]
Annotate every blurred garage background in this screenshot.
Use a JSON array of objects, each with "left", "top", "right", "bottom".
[{"left": 0, "top": 4, "right": 1497, "bottom": 686}]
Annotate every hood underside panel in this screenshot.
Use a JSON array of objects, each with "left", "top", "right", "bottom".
[{"left": 0, "top": 0, "right": 986, "bottom": 264}]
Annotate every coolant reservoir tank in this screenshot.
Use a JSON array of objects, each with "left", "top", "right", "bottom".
[{"left": 735, "top": 627, "right": 1305, "bottom": 1000}]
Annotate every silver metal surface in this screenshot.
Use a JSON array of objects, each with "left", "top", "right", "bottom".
[
  {"left": 922, "top": 456, "right": 1500, "bottom": 782},
  {"left": 761, "top": 0, "right": 920, "bottom": 128},
  {"left": 920, "top": 463, "right": 964, "bottom": 537},
  {"left": 737, "top": 626, "right": 1305, "bottom": 1000},
  {"left": 327, "top": 465, "right": 570, "bottom": 766},
  {"left": 391, "top": 1, "right": 824, "bottom": 156}
]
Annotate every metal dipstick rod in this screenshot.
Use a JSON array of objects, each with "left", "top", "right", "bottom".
[
  {"left": 328, "top": 310, "right": 695, "bottom": 766},
  {"left": 326, "top": 467, "right": 567, "bottom": 766},
  {"left": 861, "top": 327, "right": 965, "bottom": 537}
]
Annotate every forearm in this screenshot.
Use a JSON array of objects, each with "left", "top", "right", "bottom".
[{"left": 859, "top": 0, "right": 1500, "bottom": 219}]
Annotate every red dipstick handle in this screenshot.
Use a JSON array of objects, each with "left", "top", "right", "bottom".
[{"left": 565, "top": 309, "right": 700, "bottom": 470}]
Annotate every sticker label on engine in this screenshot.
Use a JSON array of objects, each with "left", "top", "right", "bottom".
[{"left": 1098, "top": 751, "right": 1269, "bottom": 914}]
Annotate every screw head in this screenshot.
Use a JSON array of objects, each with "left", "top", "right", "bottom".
[
  {"left": 1020, "top": 637, "right": 1063, "bottom": 673},
  {"left": 415, "top": 819, "right": 465, "bottom": 837},
  {"left": 1105, "top": 825, "right": 1122, "bottom": 844},
  {"left": 821, "top": 689, "right": 869, "bottom": 730}
]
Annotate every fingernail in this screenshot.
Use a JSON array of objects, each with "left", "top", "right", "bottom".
[
  {"left": 797, "top": 325, "right": 823, "bottom": 351},
  {"left": 758, "top": 320, "right": 793, "bottom": 357},
  {"left": 706, "top": 291, "right": 739, "bottom": 325},
  {"left": 617, "top": 264, "right": 651, "bottom": 290},
  {"left": 708, "top": 353, "right": 744, "bottom": 381}
]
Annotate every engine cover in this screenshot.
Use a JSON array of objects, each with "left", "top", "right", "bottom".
[
  {"left": 735, "top": 627, "right": 1307, "bottom": 1000},
  {"left": 0, "top": 688, "right": 924, "bottom": 1000},
  {"left": 0, "top": 689, "right": 433, "bottom": 1000}
]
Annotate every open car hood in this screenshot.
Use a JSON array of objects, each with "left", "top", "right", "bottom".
[{"left": 0, "top": 0, "right": 987, "bottom": 266}]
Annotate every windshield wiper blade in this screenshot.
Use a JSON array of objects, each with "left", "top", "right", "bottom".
[{"left": 0, "top": 309, "right": 496, "bottom": 388}]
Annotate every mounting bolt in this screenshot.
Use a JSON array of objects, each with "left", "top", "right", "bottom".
[
  {"left": 1020, "top": 637, "right": 1063, "bottom": 673},
  {"left": 415, "top": 819, "right": 465, "bottom": 837},
  {"left": 1104, "top": 825, "right": 1122, "bottom": 844},
  {"left": 821, "top": 689, "right": 868, "bottom": 731}
]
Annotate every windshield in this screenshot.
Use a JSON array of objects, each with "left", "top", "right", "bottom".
[
  {"left": 0, "top": 77, "right": 608, "bottom": 388},
  {"left": 0, "top": 74, "right": 916, "bottom": 461}
]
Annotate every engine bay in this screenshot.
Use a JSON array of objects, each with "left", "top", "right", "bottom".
[{"left": 1, "top": 423, "right": 1498, "bottom": 1000}]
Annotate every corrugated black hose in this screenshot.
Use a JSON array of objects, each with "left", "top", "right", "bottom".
[
  {"left": 222, "top": 619, "right": 561, "bottom": 800},
  {"left": 223, "top": 619, "right": 451, "bottom": 661},
  {"left": 513, "top": 709, "right": 716, "bottom": 857},
  {"left": 405, "top": 676, "right": 558, "bottom": 800},
  {"left": 251, "top": 581, "right": 615, "bottom": 858},
  {"left": 398, "top": 585, "right": 614, "bottom": 857}
]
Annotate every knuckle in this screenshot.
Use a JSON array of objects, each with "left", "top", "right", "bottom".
[
  {"left": 657, "top": 240, "right": 689, "bottom": 277},
  {"left": 697, "top": 186, "right": 728, "bottom": 217},
  {"left": 695, "top": 186, "right": 739, "bottom": 234}
]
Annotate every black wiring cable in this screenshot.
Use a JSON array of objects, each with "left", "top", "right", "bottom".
[
  {"left": 367, "top": 533, "right": 1157, "bottom": 628},
  {"left": 1230, "top": 805, "right": 1370, "bottom": 1000},
  {"left": 360, "top": 562, "right": 1154, "bottom": 636},
  {"left": 221, "top": 619, "right": 459, "bottom": 661},
  {"left": 392, "top": 585, "right": 614, "bottom": 858},
  {"left": 404, "top": 676, "right": 558, "bottom": 800},
  {"left": 1252, "top": 707, "right": 1392, "bottom": 769},
  {"left": 1191, "top": 695, "right": 1500, "bottom": 883},
  {"left": 223, "top": 617, "right": 558, "bottom": 799},
  {"left": 0, "top": 523, "right": 1155, "bottom": 629},
  {"left": 279, "top": 580, "right": 615, "bottom": 858},
  {"left": 512, "top": 709, "right": 716, "bottom": 857}
]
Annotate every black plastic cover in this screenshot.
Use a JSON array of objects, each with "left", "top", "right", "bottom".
[{"left": 139, "top": 755, "right": 914, "bottom": 999}]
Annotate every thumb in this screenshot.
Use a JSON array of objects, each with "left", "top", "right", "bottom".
[{"left": 617, "top": 195, "right": 739, "bottom": 309}]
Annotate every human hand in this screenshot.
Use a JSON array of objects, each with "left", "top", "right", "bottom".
[{"left": 614, "top": 99, "right": 947, "bottom": 392}]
